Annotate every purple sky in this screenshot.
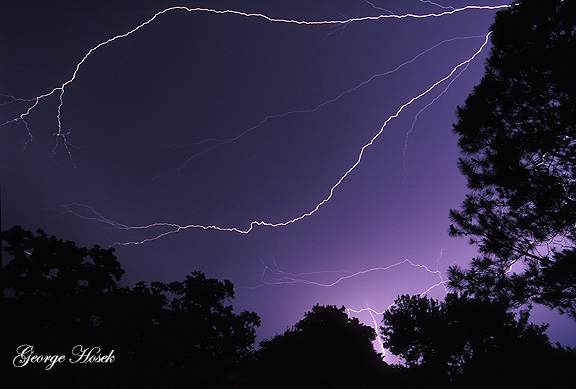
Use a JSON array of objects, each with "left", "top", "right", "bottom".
[{"left": 2, "top": 0, "right": 574, "bottom": 363}]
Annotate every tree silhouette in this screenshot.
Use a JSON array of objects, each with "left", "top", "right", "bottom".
[
  {"left": 246, "top": 305, "right": 390, "bottom": 389},
  {"left": 448, "top": 0, "right": 576, "bottom": 318},
  {"left": 0, "top": 226, "right": 260, "bottom": 388},
  {"left": 1, "top": 225, "right": 123, "bottom": 297},
  {"left": 381, "top": 293, "right": 576, "bottom": 387}
]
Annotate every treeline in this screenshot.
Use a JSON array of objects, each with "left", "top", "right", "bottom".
[
  {"left": 3, "top": 0, "right": 576, "bottom": 387},
  {"left": 0, "top": 226, "right": 258, "bottom": 388},
  {"left": 1, "top": 226, "right": 575, "bottom": 388}
]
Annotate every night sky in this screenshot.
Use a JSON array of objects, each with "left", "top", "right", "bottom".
[{"left": 2, "top": 0, "right": 575, "bottom": 363}]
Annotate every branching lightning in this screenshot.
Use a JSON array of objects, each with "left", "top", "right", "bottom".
[
  {"left": 159, "top": 35, "right": 486, "bottom": 178},
  {"left": 239, "top": 250, "right": 450, "bottom": 357},
  {"left": 3, "top": 2, "right": 512, "bottom": 364},
  {"left": 344, "top": 249, "right": 449, "bottom": 357},
  {"left": 241, "top": 257, "right": 445, "bottom": 289},
  {"left": 2, "top": 4, "right": 506, "bottom": 162},
  {"left": 418, "top": 0, "right": 456, "bottom": 11},
  {"left": 59, "top": 31, "right": 493, "bottom": 246},
  {"left": 402, "top": 53, "right": 473, "bottom": 185}
]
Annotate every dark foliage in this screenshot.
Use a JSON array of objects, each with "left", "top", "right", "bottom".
[
  {"left": 381, "top": 293, "right": 576, "bottom": 388},
  {"left": 239, "top": 305, "right": 392, "bottom": 389},
  {"left": 448, "top": 0, "right": 576, "bottom": 319},
  {"left": 1, "top": 226, "right": 124, "bottom": 297},
  {"left": 2, "top": 226, "right": 574, "bottom": 387},
  {"left": 0, "top": 226, "right": 260, "bottom": 388}
]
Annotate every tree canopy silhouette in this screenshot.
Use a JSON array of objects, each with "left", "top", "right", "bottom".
[
  {"left": 1, "top": 226, "right": 123, "bottom": 297},
  {"left": 248, "top": 304, "right": 389, "bottom": 389},
  {"left": 448, "top": 0, "right": 576, "bottom": 319},
  {"left": 381, "top": 293, "right": 576, "bottom": 387},
  {"left": 0, "top": 226, "right": 260, "bottom": 388}
]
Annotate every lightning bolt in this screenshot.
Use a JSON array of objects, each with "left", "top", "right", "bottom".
[
  {"left": 365, "top": 301, "right": 387, "bottom": 358},
  {"left": 59, "top": 31, "right": 493, "bottom": 245},
  {"left": 241, "top": 257, "right": 446, "bottom": 290},
  {"left": 242, "top": 249, "right": 450, "bottom": 360},
  {"left": 364, "top": 0, "right": 396, "bottom": 14},
  {"left": 157, "top": 34, "right": 487, "bottom": 179},
  {"left": 344, "top": 274, "right": 448, "bottom": 359},
  {"left": 2, "top": 4, "right": 508, "bottom": 164},
  {"left": 3, "top": 0, "right": 514, "bottom": 366},
  {"left": 402, "top": 51, "right": 473, "bottom": 186},
  {"left": 418, "top": 0, "right": 456, "bottom": 11},
  {"left": 236, "top": 250, "right": 450, "bottom": 358},
  {"left": 342, "top": 249, "right": 449, "bottom": 358}
]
